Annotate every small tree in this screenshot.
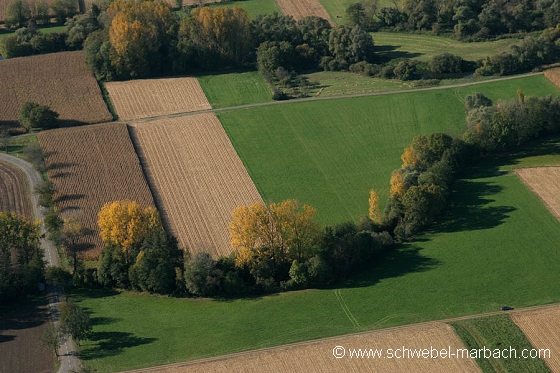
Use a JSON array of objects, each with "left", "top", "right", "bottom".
[
  {"left": 19, "top": 102, "right": 59, "bottom": 131},
  {"left": 41, "top": 324, "right": 65, "bottom": 357},
  {"left": 35, "top": 179, "right": 56, "bottom": 208},
  {"left": 368, "top": 189, "right": 382, "bottom": 224},
  {"left": 60, "top": 218, "right": 86, "bottom": 276},
  {"left": 59, "top": 302, "right": 92, "bottom": 345},
  {"left": 6, "top": 0, "right": 31, "bottom": 28},
  {"left": 184, "top": 252, "right": 222, "bottom": 296},
  {"left": 50, "top": 0, "right": 77, "bottom": 24},
  {"left": 24, "top": 142, "right": 46, "bottom": 173}
]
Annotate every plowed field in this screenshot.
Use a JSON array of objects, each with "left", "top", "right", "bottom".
[
  {"left": 105, "top": 77, "right": 211, "bottom": 121},
  {"left": 274, "top": 0, "right": 333, "bottom": 24},
  {"left": 145, "top": 323, "right": 480, "bottom": 373},
  {"left": 0, "top": 51, "right": 111, "bottom": 126},
  {"left": 0, "top": 160, "right": 33, "bottom": 220},
  {"left": 515, "top": 167, "right": 560, "bottom": 220},
  {"left": 544, "top": 68, "right": 560, "bottom": 89},
  {"left": 129, "top": 113, "right": 263, "bottom": 258},
  {"left": 38, "top": 123, "right": 155, "bottom": 259},
  {"left": 512, "top": 306, "right": 560, "bottom": 372}
]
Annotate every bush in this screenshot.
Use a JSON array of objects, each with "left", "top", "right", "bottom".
[
  {"left": 184, "top": 252, "right": 222, "bottom": 296},
  {"left": 464, "top": 92, "right": 493, "bottom": 111},
  {"left": 45, "top": 266, "right": 72, "bottom": 286},
  {"left": 430, "top": 53, "right": 465, "bottom": 74},
  {"left": 349, "top": 61, "right": 381, "bottom": 76},
  {"left": 379, "top": 65, "right": 394, "bottom": 79},
  {"left": 19, "top": 102, "right": 59, "bottom": 131}
]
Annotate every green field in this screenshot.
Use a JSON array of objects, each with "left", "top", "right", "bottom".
[
  {"left": 218, "top": 75, "right": 559, "bottom": 225},
  {"left": 452, "top": 315, "right": 550, "bottom": 372},
  {"left": 374, "top": 32, "right": 519, "bottom": 62},
  {"left": 0, "top": 25, "right": 67, "bottom": 42},
  {"left": 197, "top": 71, "right": 272, "bottom": 108},
  {"left": 76, "top": 141, "right": 560, "bottom": 372},
  {"left": 208, "top": 0, "right": 279, "bottom": 19},
  {"left": 320, "top": 0, "right": 395, "bottom": 25}
]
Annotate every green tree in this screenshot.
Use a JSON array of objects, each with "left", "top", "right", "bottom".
[
  {"left": 35, "top": 0, "right": 50, "bottom": 24},
  {"left": 184, "top": 252, "right": 222, "bottom": 296},
  {"left": 59, "top": 302, "right": 92, "bottom": 345},
  {"left": 19, "top": 102, "right": 59, "bottom": 131},
  {"left": 328, "top": 24, "right": 374, "bottom": 65},
  {"left": 6, "top": 0, "right": 31, "bottom": 28},
  {"left": 50, "top": 0, "right": 78, "bottom": 24},
  {"left": 41, "top": 324, "right": 65, "bottom": 357},
  {"left": 66, "top": 13, "right": 101, "bottom": 49}
]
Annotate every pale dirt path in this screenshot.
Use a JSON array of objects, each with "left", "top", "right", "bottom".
[{"left": 0, "top": 153, "right": 80, "bottom": 373}]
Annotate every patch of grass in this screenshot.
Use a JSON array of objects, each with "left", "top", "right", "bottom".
[
  {"left": 451, "top": 315, "right": 551, "bottom": 373},
  {"left": 0, "top": 25, "right": 67, "bottom": 41},
  {"left": 197, "top": 71, "right": 272, "bottom": 108},
  {"left": 207, "top": 0, "right": 280, "bottom": 19},
  {"left": 374, "top": 32, "right": 520, "bottom": 61},
  {"left": 219, "top": 74, "right": 559, "bottom": 225},
  {"left": 4, "top": 134, "right": 38, "bottom": 160},
  {"left": 320, "top": 0, "right": 394, "bottom": 25},
  {"left": 76, "top": 144, "right": 560, "bottom": 372}
]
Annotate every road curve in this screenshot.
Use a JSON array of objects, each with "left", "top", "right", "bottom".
[{"left": 0, "top": 153, "right": 80, "bottom": 373}]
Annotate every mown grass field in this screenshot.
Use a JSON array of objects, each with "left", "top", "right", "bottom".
[
  {"left": 77, "top": 79, "right": 560, "bottom": 372},
  {"left": 374, "top": 32, "right": 519, "bottom": 62},
  {"left": 451, "top": 314, "right": 550, "bottom": 373},
  {"left": 219, "top": 74, "right": 559, "bottom": 225},
  {"left": 197, "top": 71, "right": 272, "bottom": 108},
  {"left": 208, "top": 0, "right": 279, "bottom": 19}
]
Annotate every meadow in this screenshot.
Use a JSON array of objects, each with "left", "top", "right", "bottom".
[
  {"left": 0, "top": 25, "right": 66, "bottom": 41},
  {"left": 197, "top": 71, "right": 272, "bottom": 108},
  {"left": 319, "top": 0, "right": 394, "bottom": 25},
  {"left": 207, "top": 0, "right": 279, "bottom": 19},
  {"left": 219, "top": 74, "right": 559, "bottom": 225},
  {"left": 76, "top": 85, "right": 560, "bottom": 372}
]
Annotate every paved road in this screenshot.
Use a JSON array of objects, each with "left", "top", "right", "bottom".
[{"left": 0, "top": 153, "right": 80, "bottom": 373}]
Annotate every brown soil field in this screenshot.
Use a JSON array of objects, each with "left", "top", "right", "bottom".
[
  {"left": 137, "top": 323, "right": 480, "bottom": 373},
  {"left": 0, "top": 298, "right": 55, "bottom": 373},
  {"left": 512, "top": 306, "right": 560, "bottom": 372},
  {"left": 0, "top": 51, "right": 111, "bottom": 128},
  {"left": 515, "top": 167, "right": 560, "bottom": 220},
  {"left": 105, "top": 77, "right": 211, "bottom": 121},
  {"left": 544, "top": 68, "right": 560, "bottom": 89},
  {"left": 274, "top": 0, "right": 333, "bottom": 24},
  {"left": 0, "top": 160, "right": 33, "bottom": 220},
  {"left": 38, "top": 122, "right": 155, "bottom": 259},
  {"left": 129, "top": 113, "right": 263, "bottom": 258}
]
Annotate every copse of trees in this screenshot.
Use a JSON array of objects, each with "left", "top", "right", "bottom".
[
  {"left": 19, "top": 102, "right": 59, "bottom": 131},
  {"left": 4, "top": 0, "right": 79, "bottom": 28}
]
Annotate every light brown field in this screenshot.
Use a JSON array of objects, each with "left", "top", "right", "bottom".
[
  {"left": 515, "top": 167, "right": 560, "bottom": 220},
  {"left": 38, "top": 122, "right": 155, "bottom": 259},
  {"left": 544, "top": 68, "right": 560, "bottom": 89},
  {"left": 0, "top": 160, "right": 33, "bottom": 221},
  {"left": 138, "top": 323, "right": 480, "bottom": 373},
  {"left": 512, "top": 306, "right": 560, "bottom": 372},
  {"left": 0, "top": 51, "right": 111, "bottom": 127},
  {"left": 274, "top": 0, "right": 333, "bottom": 24},
  {"left": 105, "top": 77, "right": 211, "bottom": 121},
  {"left": 129, "top": 113, "right": 263, "bottom": 258}
]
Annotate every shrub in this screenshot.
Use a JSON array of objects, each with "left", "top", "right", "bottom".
[{"left": 19, "top": 102, "right": 59, "bottom": 131}]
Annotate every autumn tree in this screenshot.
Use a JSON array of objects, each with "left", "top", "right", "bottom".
[
  {"left": 368, "top": 189, "right": 382, "bottom": 224},
  {"left": 389, "top": 169, "right": 406, "bottom": 197},
  {"left": 97, "top": 200, "right": 162, "bottom": 263}
]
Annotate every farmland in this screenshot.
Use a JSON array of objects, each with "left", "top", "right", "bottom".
[
  {"left": 544, "top": 68, "right": 560, "bottom": 88},
  {"left": 75, "top": 142, "right": 560, "bottom": 372},
  {"left": 319, "top": 0, "right": 396, "bottom": 24},
  {"left": 151, "top": 323, "right": 480, "bottom": 373},
  {"left": 219, "top": 74, "right": 559, "bottom": 225},
  {"left": 197, "top": 71, "right": 272, "bottom": 108},
  {"left": 38, "top": 122, "right": 155, "bottom": 259},
  {"left": 516, "top": 168, "right": 560, "bottom": 221},
  {"left": 207, "top": 0, "right": 279, "bottom": 19},
  {"left": 104, "top": 77, "right": 211, "bottom": 121},
  {"left": 274, "top": 0, "right": 333, "bottom": 24},
  {"left": 512, "top": 306, "right": 560, "bottom": 372},
  {"left": 0, "top": 51, "right": 112, "bottom": 128},
  {"left": 0, "top": 160, "right": 33, "bottom": 220},
  {"left": 129, "top": 113, "right": 263, "bottom": 258},
  {"left": 451, "top": 314, "right": 550, "bottom": 373}
]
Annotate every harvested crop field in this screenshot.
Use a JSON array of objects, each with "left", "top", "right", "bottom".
[
  {"left": 512, "top": 306, "right": 560, "bottom": 372},
  {"left": 544, "top": 68, "right": 560, "bottom": 88},
  {"left": 515, "top": 167, "right": 560, "bottom": 220},
  {"left": 38, "top": 123, "right": 155, "bottom": 259},
  {"left": 0, "top": 160, "right": 33, "bottom": 220},
  {"left": 129, "top": 113, "right": 263, "bottom": 258},
  {"left": 144, "top": 323, "right": 480, "bottom": 373},
  {"left": 105, "top": 77, "right": 211, "bottom": 121},
  {"left": 275, "top": 0, "right": 333, "bottom": 23},
  {"left": 0, "top": 51, "right": 111, "bottom": 126}
]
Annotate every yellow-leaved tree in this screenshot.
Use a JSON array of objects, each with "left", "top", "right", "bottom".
[
  {"left": 98, "top": 200, "right": 162, "bottom": 262},
  {"left": 368, "top": 189, "right": 382, "bottom": 224},
  {"left": 389, "top": 170, "right": 406, "bottom": 197},
  {"left": 401, "top": 145, "right": 418, "bottom": 168}
]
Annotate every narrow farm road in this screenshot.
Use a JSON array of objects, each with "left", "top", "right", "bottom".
[
  {"left": 127, "top": 72, "right": 545, "bottom": 124},
  {"left": 0, "top": 153, "right": 81, "bottom": 373}
]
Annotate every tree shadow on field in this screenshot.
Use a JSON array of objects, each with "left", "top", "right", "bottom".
[
  {"left": 0, "top": 297, "right": 50, "bottom": 335},
  {"left": 79, "top": 331, "right": 157, "bottom": 360},
  {"left": 55, "top": 194, "right": 85, "bottom": 204},
  {"left": 375, "top": 45, "right": 423, "bottom": 62}
]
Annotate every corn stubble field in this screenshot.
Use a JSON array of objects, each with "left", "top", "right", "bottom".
[
  {"left": 0, "top": 51, "right": 111, "bottom": 126},
  {"left": 274, "top": 0, "right": 333, "bottom": 23},
  {"left": 105, "top": 77, "right": 212, "bottom": 121},
  {"left": 515, "top": 167, "right": 560, "bottom": 220},
  {"left": 0, "top": 160, "right": 33, "bottom": 221},
  {"left": 129, "top": 113, "right": 263, "bottom": 258},
  {"left": 149, "top": 323, "right": 481, "bottom": 373},
  {"left": 38, "top": 123, "right": 155, "bottom": 258}
]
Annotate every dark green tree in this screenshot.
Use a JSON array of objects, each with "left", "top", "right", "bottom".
[
  {"left": 59, "top": 302, "right": 92, "bottom": 345},
  {"left": 19, "top": 102, "right": 59, "bottom": 131}
]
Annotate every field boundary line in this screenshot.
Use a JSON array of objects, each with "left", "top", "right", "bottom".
[
  {"left": 334, "top": 289, "right": 360, "bottom": 327},
  {"left": 117, "top": 302, "right": 560, "bottom": 373}
]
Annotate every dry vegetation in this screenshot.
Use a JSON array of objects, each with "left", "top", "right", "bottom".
[
  {"left": 105, "top": 77, "right": 211, "bottom": 121},
  {"left": 142, "top": 323, "right": 480, "bottom": 373},
  {"left": 38, "top": 122, "right": 155, "bottom": 259},
  {"left": 274, "top": 0, "right": 333, "bottom": 24},
  {"left": 0, "top": 160, "right": 33, "bottom": 220},
  {"left": 0, "top": 51, "right": 111, "bottom": 128},
  {"left": 515, "top": 167, "right": 560, "bottom": 220},
  {"left": 512, "top": 306, "right": 560, "bottom": 372},
  {"left": 129, "top": 113, "right": 263, "bottom": 258},
  {"left": 544, "top": 68, "right": 560, "bottom": 89}
]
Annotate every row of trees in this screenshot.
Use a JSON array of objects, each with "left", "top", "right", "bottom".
[
  {"left": 347, "top": 0, "right": 560, "bottom": 40},
  {"left": 5, "top": 0, "right": 78, "bottom": 28}
]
